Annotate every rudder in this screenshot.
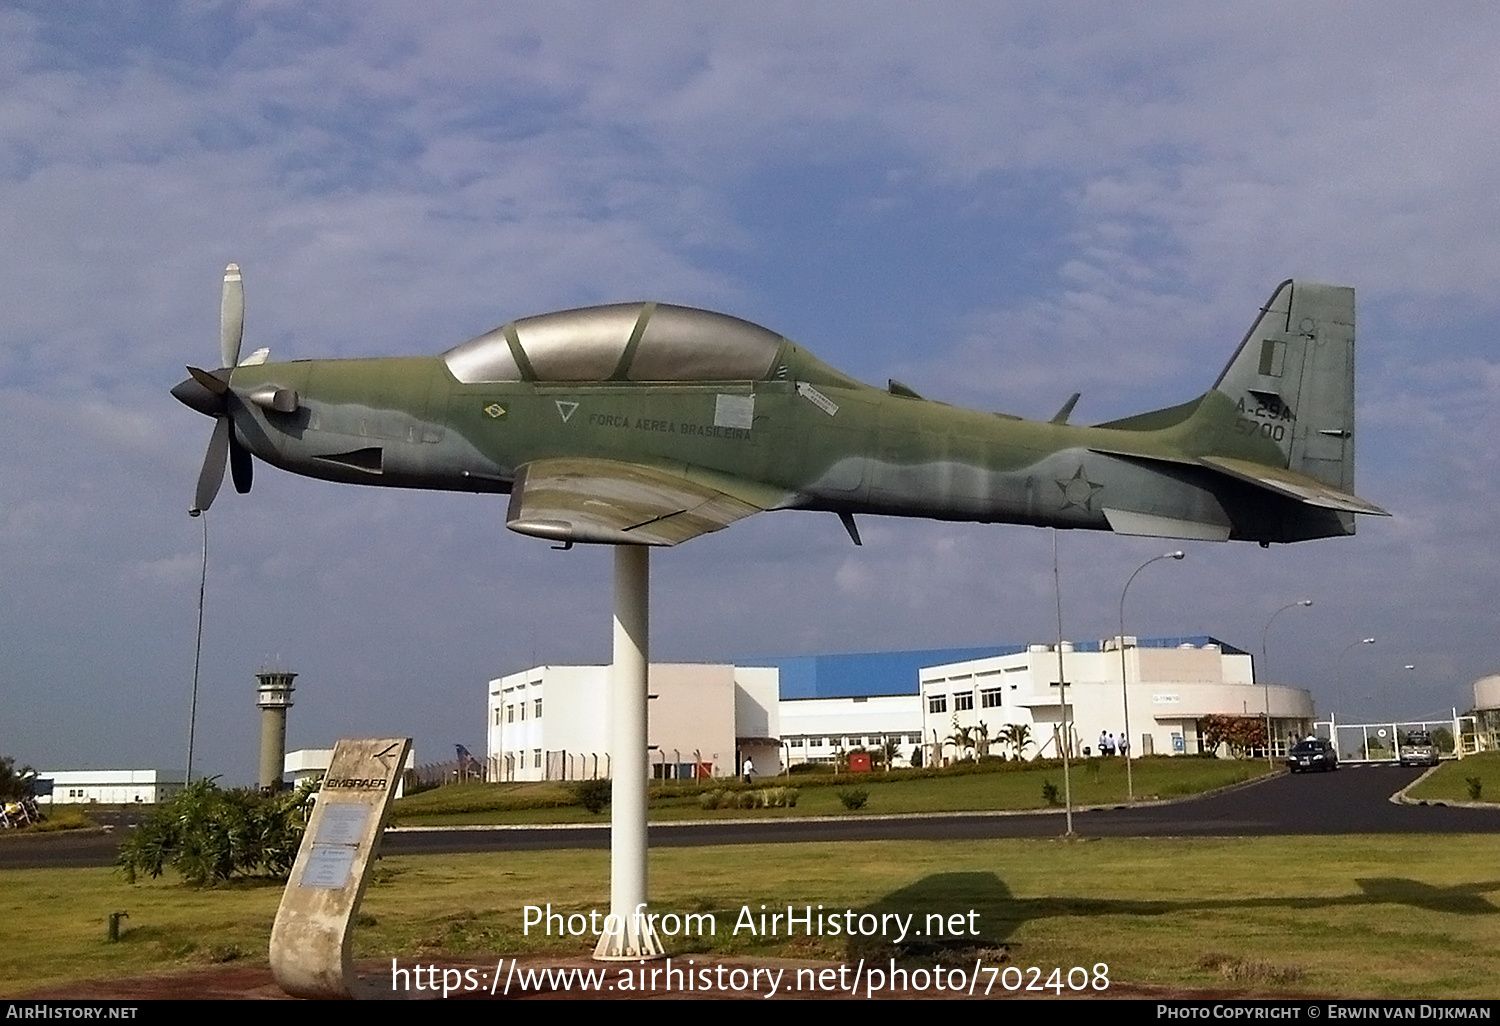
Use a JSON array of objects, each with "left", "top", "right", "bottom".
[{"left": 1212, "top": 279, "right": 1356, "bottom": 494}]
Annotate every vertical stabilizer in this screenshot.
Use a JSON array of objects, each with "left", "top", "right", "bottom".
[{"left": 1212, "top": 280, "right": 1356, "bottom": 494}]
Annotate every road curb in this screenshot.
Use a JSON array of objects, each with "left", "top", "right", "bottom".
[{"left": 1392, "top": 764, "right": 1500, "bottom": 809}]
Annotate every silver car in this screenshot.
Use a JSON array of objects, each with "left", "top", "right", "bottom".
[{"left": 1399, "top": 731, "right": 1440, "bottom": 767}]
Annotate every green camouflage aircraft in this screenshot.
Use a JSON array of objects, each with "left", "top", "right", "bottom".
[{"left": 172, "top": 267, "right": 1387, "bottom": 547}]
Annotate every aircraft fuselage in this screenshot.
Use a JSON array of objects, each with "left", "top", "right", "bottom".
[{"left": 226, "top": 353, "right": 1343, "bottom": 545}]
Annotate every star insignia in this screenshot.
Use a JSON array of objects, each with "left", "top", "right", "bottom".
[{"left": 1056, "top": 466, "right": 1104, "bottom": 512}]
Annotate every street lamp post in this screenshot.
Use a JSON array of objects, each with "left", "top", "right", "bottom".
[
  {"left": 1334, "top": 637, "right": 1376, "bottom": 744},
  {"left": 1261, "top": 600, "right": 1313, "bottom": 765},
  {"left": 1119, "top": 550, "right": 1185, "bottom": 803}
]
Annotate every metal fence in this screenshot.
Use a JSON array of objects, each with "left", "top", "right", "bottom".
[{"left": 1310, "top": 715, "right": 1472, "bottom": 763}]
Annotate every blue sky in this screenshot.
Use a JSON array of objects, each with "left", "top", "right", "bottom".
[{"left": 3, "top": 3, "right": 1499, "bottom": 783}]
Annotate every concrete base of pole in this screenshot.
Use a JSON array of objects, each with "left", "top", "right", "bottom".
[{"left": 593, "top": 545, "right": 665, "bottom": 961}]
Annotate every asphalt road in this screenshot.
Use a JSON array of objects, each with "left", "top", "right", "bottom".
[
  {"left": 5, "top": 763, "right": 1495, "bottom": 870},
  {"left": 383, "top": 763, "right": 1500, "bottom": 856}
]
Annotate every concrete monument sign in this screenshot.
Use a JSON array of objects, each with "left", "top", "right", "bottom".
[{"left": 270, "top": 737, "right": 410, "bottom": 999}]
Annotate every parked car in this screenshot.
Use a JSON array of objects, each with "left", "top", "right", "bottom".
[
  {"left": 1287, "top": 738, "right": 1339, "bottom": 773},
  {"left": 1399, "top": 731, "right": 1440, "bottom": 767}
]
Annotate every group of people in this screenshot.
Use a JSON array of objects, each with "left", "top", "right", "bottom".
[{"left": 1094, "top": 731, "right": 1129, "bottom": 757}]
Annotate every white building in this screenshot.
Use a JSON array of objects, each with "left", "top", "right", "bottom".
[
  {"left": 1473, "top": 674, "right": 1500, "bottom": 752},
  {"left": 759, "top": 646, "right": 1007, "bottom": 769},
  {"left": 37, "top": 769, "right": 182, "bottom": 805},
  {"left": 778, "top": 695, "right": 923, "bottom": 767},
  {"left": 486, "top": 663, "right": 779, "bottom": 782},
  {"left": 920, "top": 636, "right": 1314, "bottom": 762},
  {"left": 485, "top": 639, "right": 1316, "bottom": 780}
]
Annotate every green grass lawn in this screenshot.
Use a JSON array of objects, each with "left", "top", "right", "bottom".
[
  {"left": 1404, "top": 750, "right": 1500, "bottom": 805},
  {"left": 391, "top": 756, "right": 1274, "bottom": 826},
  {"left": 7, "top": 835, "right": 1499, "bottom": 998}
]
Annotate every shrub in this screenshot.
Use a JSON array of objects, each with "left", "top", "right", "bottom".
[
  {"left": 1466, "top": 776, "right": 1483, "bottom": 801},
  {"left": 765, "top": 787, "right": 798, "bottom": 808},
  {"left": 118, "top": 778, "right": 316, "bottom": 886},
  {"left": 836, "top": 788, "right": 869, "bottom": 810},
  {"left": 568, "top": 779, "right": 612, "bottom": 814},
  {"left": 1041, "top": 779, "right": 1061, "bottom": 805}
]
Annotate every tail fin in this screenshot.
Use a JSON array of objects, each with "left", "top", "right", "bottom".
[
  {"left": 1212, "top": 279, "right": 1355, "bottom": 493},
  {"left": 1091, "top": 279, "right": 1386, "bottom": 542}
]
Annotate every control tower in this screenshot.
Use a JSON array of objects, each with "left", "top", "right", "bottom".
[{"left": 256, "top": 669, "right": 297, "bottom": 792}]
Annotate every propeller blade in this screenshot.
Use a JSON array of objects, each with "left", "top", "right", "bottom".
[
  {"left": 192, "top": 417, "right": 231, "bottom": 514},
  {"left": 220, "top": 263, "right": 244, "bottom": 369},
  {"left": 229, "top": 432, "right": 253, "bottom": 495},
  {"left": 186, "top": 365, "right": 229, "bottom": 396},
  {"left": 172, "top": 370, "right": 227, "bottom": 417}
]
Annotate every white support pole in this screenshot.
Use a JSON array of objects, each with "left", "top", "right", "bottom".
[{"left": 593, "top": 545, "right": 665, "bottom": 960}]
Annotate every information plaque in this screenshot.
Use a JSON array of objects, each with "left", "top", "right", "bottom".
[{"left": 269, "top": 738, "right": 411, "bottom": 999}]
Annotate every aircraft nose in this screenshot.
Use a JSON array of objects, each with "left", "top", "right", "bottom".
[{"left": 170, "top": 374, "right": 223, "bottom": 417}]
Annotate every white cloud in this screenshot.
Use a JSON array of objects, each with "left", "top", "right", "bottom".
[{"left": 4, "top": 3, "right": 1500, "bottom": 778}]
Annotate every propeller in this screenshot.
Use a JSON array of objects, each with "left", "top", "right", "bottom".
[{"left": 172, "top": 263, "right": 253, "bottom": 515}]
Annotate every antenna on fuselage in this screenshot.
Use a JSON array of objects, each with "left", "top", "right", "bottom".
[{"left": 1050, "top": 392, "right": 1082, "bottom": 425}]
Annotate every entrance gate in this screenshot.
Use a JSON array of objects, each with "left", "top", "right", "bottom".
[{"left": 1311, "top": 715, "right": 1469, "bottom": 764}]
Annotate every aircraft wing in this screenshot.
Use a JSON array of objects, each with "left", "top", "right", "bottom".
[{"left": 505, "top": 457, "right": 790, "bottom": 546}]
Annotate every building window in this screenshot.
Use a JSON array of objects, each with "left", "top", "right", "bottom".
[
  {"left": 506, "top": 705, "right": 514, "bottom": 723},
  {"left": 954, "top": 692, "right": 974, "bottom": 711},
  {"left": 533, "top": 749, "right": 542, "bottom": 769},
  {"left": 907, "top": 734, "right": 920, "bottom": 745},
  {"left": 534, "top": 698, "right": 543, "bottom": 718},
  {"left": 981, "top": 688, "right": 1002, "bottom": 708},
  {"left": 929, "top": 695, "right": 948, "bottom": 714},
  {"left": 790, "top": 738, "right": 804, "bottom": 748},
  {"left": 494, "top": 707, "right": 502, "bottom": 726}
]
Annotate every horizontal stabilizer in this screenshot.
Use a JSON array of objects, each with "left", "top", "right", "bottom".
[
  {"left": 1197, "top": 456, "right": 1390, "bottom": 516},
  {"left": 1090, "top": 446, "right": 1389, "bottom": 518}
]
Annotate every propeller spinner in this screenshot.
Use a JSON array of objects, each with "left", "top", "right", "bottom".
[{"left": 172, "top": 263, "right": 253, "bottom": 515}]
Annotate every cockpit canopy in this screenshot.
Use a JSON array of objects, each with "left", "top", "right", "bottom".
[{"left": 442, "top": 302, "right": 787, "bottom": 384}]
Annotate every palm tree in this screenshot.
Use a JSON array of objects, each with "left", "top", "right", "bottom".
[
  {"left": 947, "top": 723, "right": 976, "bottom": 762},
  {"left": 1000, "top": 723, "right": 1034, "bottom": 761},
  {"left": 974, "top": 721, "right": 991, "bottom": 759}
]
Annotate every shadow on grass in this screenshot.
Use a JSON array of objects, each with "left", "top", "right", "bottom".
[{"left": 844, "top": 871, "right": 1500, "bottom": 963}]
